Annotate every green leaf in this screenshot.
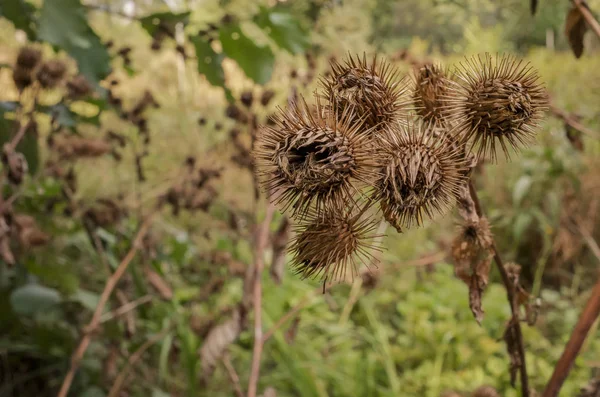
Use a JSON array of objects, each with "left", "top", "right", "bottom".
[
  {"left": 255, "top": 6, "right": 310, "bottom": 54},
  {"left": 512, "top": 175, "right": 532, "bottom": 206},
  {"left": 38, "top": 0, "right": 111, "bottom": 86},
  {"left": 38, "top": 102, "right": 100, "bottom": 128},
  {"left": 151, "top": 389, "right": 170, "bottom": 397},
  {"left": 513, "top": 212, "right": 533, "bottom": 243},
  {"left": 10, "top": 284, "right": 62, "bottom": 316},
  {"left": 139, "top": 11, "right": 190, "bottom": 37},
  {"left": 80, "top": 386, "right": 106, "bottom": 397},
  {"left": 71, "top": 289, "right": 100, "bottom": 311},
  {"left": 219, "top": 23, "right": 274, "bottom": 85},
  {"left": 0, "top": 0, "right": 37, "bottom": 40},
  {"left": 0, "top": 108, "right": 39, "bottom": 175},
  {"left": 191, "top": 36, "right": 225, "bottom": 87}
]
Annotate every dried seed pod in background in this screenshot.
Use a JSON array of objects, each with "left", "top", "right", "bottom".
[
  {"left": 261, "top": 89, "right": 275, "bottom": 107},
  {"left": 66, "top": 75, "right": 92, "bottom": 99},
  {"left": 320, "top": 54, "right": 409, "bottom": 134},
  {"left": 412, "top": 63, "right": 452, "bottom": 126},
  {"left": 372, "top": 121, "right": 468, "bottom": 231},
  {"left": 254, "top": 97, "right": 376, "bottom": 217},
  {"left": 289, "top": 207, "right": 380, "bottom": 282},
  {"left": 240, "top": 90, "right": 253, "bottom": 107},
  {"left": 446, "top": 54, "right": 548, "bottom": 162},
  {"left": 36, "top": 59, "right": 67, "bottom": 88},
  {"left": 12, "top": 68, "right": 33, "bottom": 91},
  {"left": 16, "top": 47, "right": 42, "bottom": 70}
]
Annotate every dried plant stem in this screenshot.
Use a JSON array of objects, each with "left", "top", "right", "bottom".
[
  {"left": 57, "top": 215, "right": 155, "bottom": 397},
  {"left": 99, "top": 294, "right": 153, "bottom": 324},
  {"left": 222, "top": 352, "right": 245, "bottom": 397},
  {"left": 107, "top": 327, "right": 170, "bottom": 397},
  {"left": 549, "top": 104, "right": 600, "bottom": 138},
  {"left": 247, "top": 204, "right": 276, "bottom": 397},
  {"left": 541, "top": 227, "right": 600, "bottom": 397},
  {"left": 573, "top": 0, "right": 600, "bottom": 39},
  {"left": 468, "top": 181, "right": 530, "bottom": 397}
]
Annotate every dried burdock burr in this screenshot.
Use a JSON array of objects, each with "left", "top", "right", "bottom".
[
  {"left": 16, "top": 47, "right": 42, "bottom": 70},
  {"left": 320, "top": 53, "right": 409, "bottom": 134},
  {"left": 36, "top": 59, "right": 67, "bottom": 88},
  {"left": 412, "top": 63, "right": 452, "bottom": 126},
  {"left": 66, "top": 75, "right": 92, "bottom": 99},
  {"left": 372, "top": 121, "right": 468, "bottom": 231},
  {"left": 289, "top": 206, "right": 380, "bottom": 283},
  {"left": 445, "top": 53, "right": 548, "bottom": 161},
  {"left": 254, "top": 97, "right": 377, "bottom": 217}
]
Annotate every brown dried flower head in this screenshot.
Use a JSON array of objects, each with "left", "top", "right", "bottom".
[
  {"left": 320, "top": 53, "right": 409, "bottom": 134},
  {"left": 254, "top": 97, "right": 376, "bottom": 217},
  {"left": 16, "top": 47, "right": 42, "bottom": 70},
  {"left": 372, "top": 121, "right": 468, "bottom": 231},
  {"left": 412, "top": 63, "right": 452, "bottom": 125},
  {"left": 289, "top": 207, "right": 380, "bottom": 282},
  {"left": 446, "top": 53, "right": 548, "bottom": 161},
  {"left": 66, "top": 75, "right": 93, "bottom": 99},
  {"left": 36, "top": 59, "right": 67, "bottom": 88}
]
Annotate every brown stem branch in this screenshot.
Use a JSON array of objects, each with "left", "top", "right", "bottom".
[
  {"left": 57, "top": 215, "right": 155, "bottom": 397},
  {"left": 549, "top": 104, "right": 599, "bottom": 138},
  {"left": 468, "top": 181, "right": 530, "bottom": 397},
  {"left": 573, "top": 0, "right": 600, "bottom": 39},
  {"left": 247, "top": 204, "right": 276, "bottom": 397},
  {"left": 222, "top": 352, "right": 245, "bottom": 397},
  {"left": 541, "top": 227, "right": 600, "bottom": 397}
]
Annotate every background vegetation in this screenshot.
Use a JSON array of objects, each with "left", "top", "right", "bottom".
[{"left": 1, "top": 0, "right": 600, "bottom": 396}]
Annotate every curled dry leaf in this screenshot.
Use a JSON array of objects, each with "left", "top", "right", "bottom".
[
  {"left": 503, "top": 317, "right": 523, "bottom": 387},
  {"left": 565, "top": 5, "right": 588, "bottom": 58},
  {"left": 199, "top": 306, "right": 246, "bottom": 382}
]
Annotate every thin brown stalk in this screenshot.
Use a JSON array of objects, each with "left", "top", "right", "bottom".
[
  {"left": 107, "top": 328, "right": 170, "bottom": 397},
  {"left": 263, "top": 294, "right": 314, "bottom": 343},
  {"left": 222, "top": 352, "right": 245, "bottom": 397},
  {"left": 247, "top": 204, "right": 276, "bottom": 397},
  {"left": 549, "top": 104, "right": 600, "bottom": 138},
  {"left": 573, "top": 0, "right": 600, "bottom": 39},
  {"left": 541, "top": 225, "right": 600, "bottom": 397},
  {"left": 99, "top": 294, "right": 153, "bottom": 324},
  {"left": 468, "top": 181, "right": 530, "bottom": 397},
  {"left": 57, "top": 215, "right": 155, "bottom": 397}
]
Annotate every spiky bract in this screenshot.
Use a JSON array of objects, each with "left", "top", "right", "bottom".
[
  {"left": 289, "top": 207, "right": 379, "bottom": 282},
  {"left": 320, "top": 54, "right": 409, "bottom": 134},
  {"left": 372, "top": 121, "right": 468, "bottom": 231},
  {"left": 413, "top": 64, "right": 452, "bottom": 126},
  {"left": 445, "top": 54, "right": 548, "bottom": 161},
  {"left": 254, "top": 97, "right": 376, "bottom": 218}
]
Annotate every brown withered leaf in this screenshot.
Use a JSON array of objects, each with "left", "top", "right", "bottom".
[
  {"left": 578, "top": 377, "right": 600, "bottom": 397},
  {"left": 284, "top": 316, "right": 300, "bottom": 345},
  {"left": 199, "top": 305, "right": 246, "bottom": 382},
  {"left": 565, "top": 6, "right": 588, "bottom": 58},
  {"left": 145, "top": 267, "right": 173, "bottom": 299},
  {"left": 503, "top": 318, "right": 522, "bottom": 387}
]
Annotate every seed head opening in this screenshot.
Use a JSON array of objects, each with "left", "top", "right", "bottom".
[
  {"left": 445, "top": 54, "right": 548, "bottom": 161},
  {"left": 320, "top": 54, "right": 409, "bottom": 134},
  {"left": 289, "top": 207, "right": 380, "bottom": 282},
  {"left": 254, "top": 97, "right": 376, "bottom": 218},
  {"left": 372, "top": 121, "right": 468, "bottom": 231}
]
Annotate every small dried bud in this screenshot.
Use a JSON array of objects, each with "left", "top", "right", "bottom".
[
  {"left": 446, "top": 54, "right": 548, "bottom": 161},
  {"left": 254, "top": 97, "right": 377, "bottom": 217},
  {"left": 2, "top": 144, "right": 28, "bottom": 185},
  {"left": 412, "top": 64, "right": 451, "bottom": 125},
  {"left": 240, "top": 90, "right": 253, "bottom": 107},
  {"left": 12, "top": 68, "right": 33, "bottom": 91},
  {"left": 16, "top": 47, "right": 42, "bottom": 70},
  {"left": 261, "top": 90, "right": 275, "bottom": 107},
  {"left": 225, "top": 104, "right": 242, "bottom": 121},
  {"left": 289, "top": 208, "right": 379, "bottom": 282},
  {"left": 372, "top": 121, "right": 469, "bottom": 231},
  {"left": 321, "top": 54, "right": 409, "bottom": 134},
  {"left": 198, "top": 117, "right": 207, "bottom": 126},
  {"left": 66, "top": 75, "right": 92, "bottom": 99},
  {"left": 36, "top": 60, "right": 67, "bottom": 88}
]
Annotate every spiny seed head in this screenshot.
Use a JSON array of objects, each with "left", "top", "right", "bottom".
[
  {"left": 36, "top": 60, "right": 67, "bottom": 88},
  {"left": 445, "top": 53, "right": 548, "bottom": 162},
  {"left": 254, "top": 96, "right": 376, "bottom": 218},
  {"left": 320, "top": 53, "right": 409, "bottom": 134},
  {"left": 289, "top": 207, "right": 380, "bottom": 282},
  {"left": 372, "top": 121, "right": 469, "bottom": 231},
  {"left": 16, "top": 47, "right": 42, "bottom": 70},
  {"left": 412, "top": 63, "right": 452, "bottom": 125}
]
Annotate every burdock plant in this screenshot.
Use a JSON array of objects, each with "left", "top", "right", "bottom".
[{"left": 412, "top": 63, "right": 451, "bottom": 126}]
